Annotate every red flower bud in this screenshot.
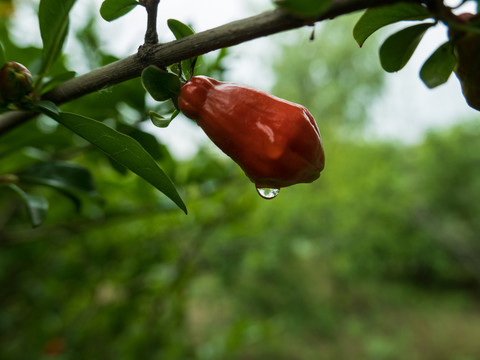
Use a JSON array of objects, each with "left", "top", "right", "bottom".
[
  {"left": 178, "top": 76, "right": 325, "bottom": 189},
  {"left": 0, "top": 62, "right": 34, "bottom": 103}
]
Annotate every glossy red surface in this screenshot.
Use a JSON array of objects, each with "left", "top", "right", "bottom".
[{"left": 178, "top": 76, "right": 325, "bottom": 188}]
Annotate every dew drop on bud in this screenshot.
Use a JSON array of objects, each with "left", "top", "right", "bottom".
[{"left": 256, "top": 187, "right": 280, "bottom": 199}]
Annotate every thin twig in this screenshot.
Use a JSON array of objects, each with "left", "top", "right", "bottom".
[{"left": 144, "top": 0, "right": 160, "bottom": 45}]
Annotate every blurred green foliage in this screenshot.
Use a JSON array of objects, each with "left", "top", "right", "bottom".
[
  {"left": 1, "top": 3, "right": 480, "bottom": 360},
  {"left": 271, "top": 15, "right": 385, "bottom": 135}
]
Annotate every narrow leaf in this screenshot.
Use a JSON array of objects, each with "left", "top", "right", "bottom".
[
  {"left": 379, "top": 23, "right": 433, "bottom": 72},
  {"left": 8, "top": 184, "right": 49, "bottom": 227},
  {"left": 353, "top": 2, "right": 432, "bottom": 47},
  {"left": 420, "top": 41, "right": 457, "bottom": 88},
  {"left": 274, "top": 0, "right": 331, "bottom": 18},
  {"left": 54, "top": 112, "right": 187, "bottom": 214},
  {"left": 167, "top": 19, "right": 195, "bottom": 39},
  {"left": 128, "top": 129, "right": 165, "bottom": 160},
  {"left": 100, "top": 0, "right": 139, "bottom": 22},
  {"left": 38, "top": 0, "right": 76, "bottom": 75},
  {"left": 18, "top": 161, "right": 99, "bottom": 197},
  {"left": 141, "top": 66, "right": 182, "bottom": 101},
  {"left": 35, "top": 100, "right": 60, "bottom": 118}
]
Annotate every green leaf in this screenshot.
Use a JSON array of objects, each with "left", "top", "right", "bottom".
[
  {"left": 128, "top": 129, "right": 166, "bottom": 160},
  {"left": 379, "top": 23, "right": 433, "bottom": 73},
  {"left": 149, "top": 110, "right": 178, "bottom": 128},
  {"left": 353, "top": 2, "right": 432, "bottom": 47},
  {"left": 8, "top": 184, "right": 49, "bottom": 228},
  {"left": 167, "top": 19, "right": 195, "bottom": 39},
  {"left": 167, "top": 19, "right": 197, "bottom": 78},
  {"left": 18, "top": 161, "right": 99, "bottom": 198},
  {"left": 35, "top": 100, "right": 60, "bottom": 118},
  {"left": 141, "top": 66, "right": 182, "bottom": 102},
  {"left": 274, "top": 0, "right": 331, "bottom": 18},
  {"left": 420, "top": 41, "right": 457, "bottom": 88},
  {"left": 0, "top": 41, "right": 6, "bottom": 66},
  {"left": 149, "top": 111, "right": 170, "bottom": 128},
  {"left": 100, "top": 0, "right": 139, "bottom": 22},
  {"left": 171, "top": 109, "right": 180, "bottom": 121},
  {"left": 38, "top": 0, "right": 76, "bottom": 76},
  {"left": 42, "top": 71, "right": 76, "bottom": 94},
  {"left": 53, "top": 112, "right": 187, "bottom": 214}
]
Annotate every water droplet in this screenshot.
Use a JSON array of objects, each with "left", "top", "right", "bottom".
[{"left": 256, "top": 187, "right": 280, "bottom": 199}]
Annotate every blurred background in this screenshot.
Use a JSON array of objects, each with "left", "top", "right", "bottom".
[{"left": 2, "top": 0, "right": 480, "bottom": 359}]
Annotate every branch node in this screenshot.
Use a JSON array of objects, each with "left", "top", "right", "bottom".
[
  {"left": 144, "top": 0, "right": 160, "bottom": 46},
  {"left": 137, "top": 0, "right": 161, "bottom": 61}
]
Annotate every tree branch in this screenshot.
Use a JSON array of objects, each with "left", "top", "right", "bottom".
[
  {"left": 0, "top": 0, "right": 418, "bottom": 136},
  {"left": 143, "top": 0, "right": 160, "bottom": 46}
]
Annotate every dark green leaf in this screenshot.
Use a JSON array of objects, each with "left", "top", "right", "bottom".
[
  {"left": 42, "top": 71, "right": 76, "bottom": 94},
  {"left": 420, "top": 41, "right": 457, "bottom": 88},
  {"left": 353, "top": 2, "right": 432, "bottom": 47},
  {"left": 379, "top": 23, "right": 433, "bottom": 72},
  {"left": 38, "top": 0, "right": 76, "bottom": 75},
  {"left": 107, "top": 157, "right": 128, "bottom": 175},
  {"left": 167, "top": 19, "right": 195, "bottom": 39},
  {"left": 128, "top": 129, "right": 164, "bottom": 160},
  {"left": 35, "top": 100, "right": 60, "bottom": 118},
  {"left": 54, "top": 112, "right": 187, "bottom": 214},
  {"left": 100, "top": 0, "right": 139, "bottom": 22},
  {"left": 106, "top": 127, "right": 174, "bottom": 174},
  {"left": 274, "top": 0, "right": 331, "bottom": 18},
  {"left": 18, "top": 161, "right": 99, "bottom": 197},
  {"left": 141, "top": 66, "right": 182, "bottom": 102},
  {"left": 8, "top": 184, "right": 49, "bottom": 227},
  {"left": 0, "top": 41, "right": 5, "bottom": 66}
]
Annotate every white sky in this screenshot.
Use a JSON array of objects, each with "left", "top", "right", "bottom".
[{"left": 9, "top": 0, "right": 480, "bottom": 157}]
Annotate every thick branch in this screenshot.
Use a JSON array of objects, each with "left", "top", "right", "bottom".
[{"left": 0, "top": 0, "right": 417, "bottom": 136}]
